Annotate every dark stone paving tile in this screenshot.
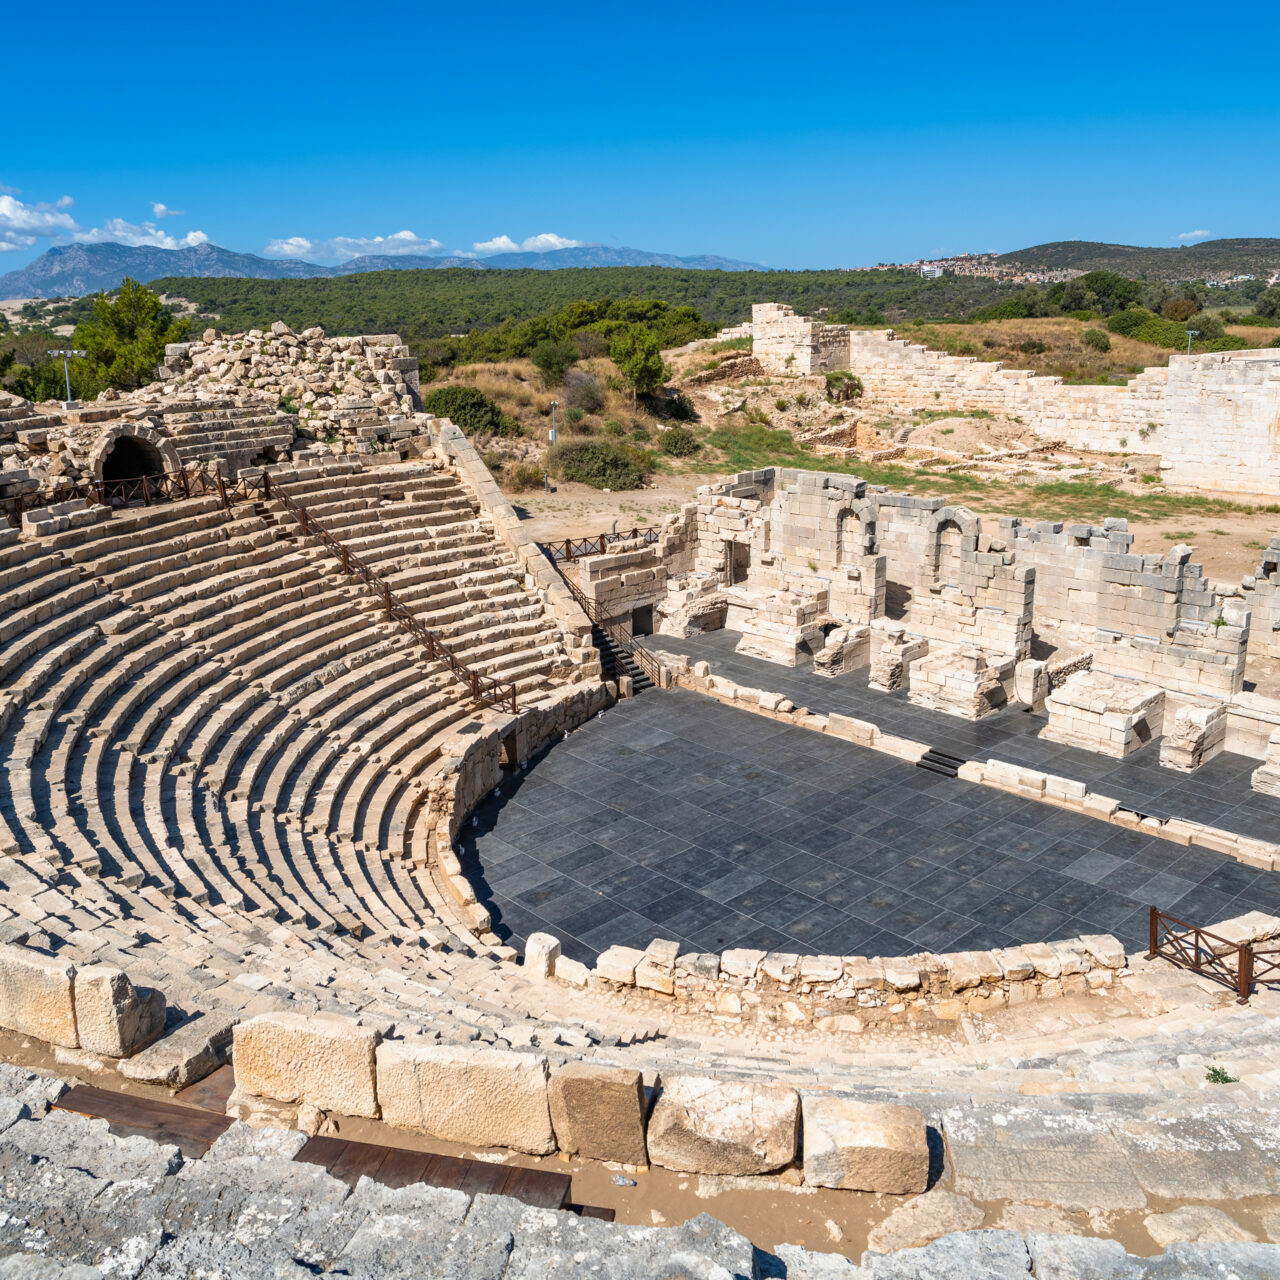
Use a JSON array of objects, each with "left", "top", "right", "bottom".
[{"left": 469, "top": 682, "right": 1280, "bottom": 965}]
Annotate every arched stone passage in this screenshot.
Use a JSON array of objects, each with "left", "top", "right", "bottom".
[
  {"left": 101, "top": 435, "right": 166, "bottom": 484},
  {"left": 89, "top": 424, "right": 181, "bottom": 487}
]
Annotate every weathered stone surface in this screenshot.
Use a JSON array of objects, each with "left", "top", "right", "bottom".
[
  {"left": 943, "top": 1105, "right": 1146, "bottom": 1210},
  {"left": 118, "top": 1013, "right": 237, "bottom": 1089},
  {"left": 73, "top": 967, "right": 165, "bottom": 1059},
  {"left": 0, "top": 945, "right": 77, "bottom": 1048},
  {"left": 802, "top": 1098, "right": 929, "bottom": 1194},
  {"left": 466, "top": 1197, "right": 756, "bottom": 1280},
  {"left": 0, "top": 1256, "right": 105, "bottom": 1279},
  {"left": 862, "top": 1229, "right": 1030, "bottom": 1276},
  {"left": 1022, "top": 1233, "right": 1138, "bottom": 1280},
  {"left": 1, "top": 1109, "right": 182, "bottom": 1183},
  {"left": 232, "top": 1011, "right": 379, "bottom": 1118},
  {"left": 994, "top": 1204, "right": 1084, "bottom": 1236},
  {"left": 376, "top": 1040, "right": 554, "bottom": 1155},
  {"left": 1144, "top": 1205, "right": 1257, "bottom": 1247},
  {"left": 865, "top": 1190, "right": 985, "bottom": 1254},
  {"left": 203, "top": 1120, "right": 309, "bottom": 1163},
  {"left": 548, "top": 1062, "right": 647, "bottom": 1166},
  {"left": 646, "top": 1076, "right": 798, "bottom": 1175}
]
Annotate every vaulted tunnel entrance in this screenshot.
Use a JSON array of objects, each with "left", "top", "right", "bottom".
[{"left": 101, "top": 436, "right": 166, "bottom": 485}]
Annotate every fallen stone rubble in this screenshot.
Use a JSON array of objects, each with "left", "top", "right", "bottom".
[{"left": 0, "top": 1064, "right": 1277, "bottom": 1279}]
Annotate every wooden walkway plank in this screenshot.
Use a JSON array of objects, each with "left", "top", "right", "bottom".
[{"left": 54, "top": 1083, "right": 233, "bottom": 1156}]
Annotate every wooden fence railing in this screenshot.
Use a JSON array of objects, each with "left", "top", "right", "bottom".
[
  {"left": 541, "top": 527, "right": 662, "bottom": 564},
  {"left": 1147, "top": 905, "right": 1268, "bottom": 1003}
]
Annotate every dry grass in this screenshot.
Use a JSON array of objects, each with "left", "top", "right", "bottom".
[
  {"left": 1226, "top": 323, "right": 1280, "bottom": 346},
  {"left": 897, "top": 316, "right": 1172, "bottom": 384}
]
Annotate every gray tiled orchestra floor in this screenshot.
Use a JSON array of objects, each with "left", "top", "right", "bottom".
[{"left": 463, "top": 640, "right": 1280, "bottom": 967}]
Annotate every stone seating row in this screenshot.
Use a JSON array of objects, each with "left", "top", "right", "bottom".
[
  {"left": 261, "top": 464, "right": 574, "bottom": 693},
  {"left": 0, "top": 483, "right": 538, "bottom": 1033}
]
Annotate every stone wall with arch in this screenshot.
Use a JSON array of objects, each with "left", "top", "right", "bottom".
[{"left": 89, "top": 423, "right": 181, "bottom": 486}]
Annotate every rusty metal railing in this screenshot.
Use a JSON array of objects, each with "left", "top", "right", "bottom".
[
  {"left": 549, "top": 556, "right": 662, "bottom": 689},
  {"left": 265, "top": 474, "right": 518, "bottom": 715}
]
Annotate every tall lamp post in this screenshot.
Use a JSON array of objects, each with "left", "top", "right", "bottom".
[
  {"left": 1185, "top": 329, "right": 1199, "bottom": 356},
  {"left": 48, "top": 349, "right": 86, "bottom": 409}
]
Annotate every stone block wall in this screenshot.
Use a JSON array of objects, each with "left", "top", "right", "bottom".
[
  {"left": 752, "top": 303, "right": 850, "bottom": 375},
  {"left": 751, "top": 304, "right": 1280, "bottom": 493},
  {"left": 1004, "top": 519, "right": 1248, "bottom": 697}
]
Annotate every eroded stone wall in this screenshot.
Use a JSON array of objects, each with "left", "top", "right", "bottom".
[{"left": 750, "top": 303, "right": 1280, "bottom": 493}]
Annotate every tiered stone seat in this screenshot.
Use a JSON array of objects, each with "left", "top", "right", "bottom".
[
  {"left": 263, "top": 464, "right": 575, "bottom": 694},
  {"left": 157, "top": 397, "right": 297, "bottom": 471}
]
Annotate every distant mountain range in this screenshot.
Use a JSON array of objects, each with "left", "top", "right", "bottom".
[
  {"left": 995, "top": 238, "right": 1280, "bottom": 280},
  {"left": 0, "top": 241, "right": 766, "bottom": 299}
]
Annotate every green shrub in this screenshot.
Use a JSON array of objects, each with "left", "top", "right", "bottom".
[
  {"left": 1082, "top": 328, "right": 1111, "bottom": 352},
  {"left": 709, "top": 336, "right": 752, "bottom": 352},
  {"left": 601, "top": 418, "right": 626, "bottom": 438},
  {"left": 1161, "top": 297, "right": 1198, "bottom": 322},
  {"left": 546, "top": 439, "right": 647, "bottom": 489},
  {"left": 1106, "top": 308, "right": 1190, "bottom": 349},
  {"left": 1017, "top": 339, "right": 1048, "bottom": 355},
  {"left": 775, "top": 397, "right": 790, "bottom": 411},
  {"left": 664, "top": 391, "right": 698, "bottom": 422},
  {"left": 630, "top": 420, "right": 653, "bottom": 443},
  {"left": 480, "top": 448, "right": 504, "bottom": 472},
  {"left": 659, "top": 426, "right": 700, "bottom": 457},
  {"left": 530, "top": 337, "right": 578, "bottom": 385},
  {"left": 1232, "top": 313, "right": 1278, "bottom": 327},
  {"left": 421, "top": 385, "right": 521, "bottom": 435}
]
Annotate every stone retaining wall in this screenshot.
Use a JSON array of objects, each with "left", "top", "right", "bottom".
[
  {"left": 229, "top": 1008, "right": 931, "bottom": 1189},
  {"left": 0, "top": 944, "right": 165, "bottom": 1057}
]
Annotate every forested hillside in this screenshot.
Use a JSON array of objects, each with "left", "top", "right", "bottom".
[
  {"left": 151, "top": 267, "right": 1022, "bottom": 343},
  {"left": 997, "top": 238, "right": 1280, "bottom": 281}
]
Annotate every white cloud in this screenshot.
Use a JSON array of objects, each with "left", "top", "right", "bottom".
[
  {"left": 55, "top": 195, "right": 73, "bottom": 209},
  {"left": 472, "top": 234, "right": 520, "bottom": 255},
  {"left": 151, "top": 201, "right": 184, "bottom": 218},
  {"left": 264, "top": 229, "right": 443, "bottom": 262},
  {"left": 1176, "top": 229, "right": 1212, "bottom": 244},
  {"left": 0, "top": 193, "right": 80, "bottom": 252},
  {"left": 0, "top": 183, "right": 20, "bottom": 195},
  {"left": 471, "top": 231, "right": 585, "bottom": 256},
  {"left": 264, "top": 236, "right": 315, "bottom": 258},
  {"left": 75, "top": 218, "right": 209, "bottom": 249}
]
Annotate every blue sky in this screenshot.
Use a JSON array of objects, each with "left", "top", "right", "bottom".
[{"left": 3, "top": 1, "right": 1277, "bottom": 271}]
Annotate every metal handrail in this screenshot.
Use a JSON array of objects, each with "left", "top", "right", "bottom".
[
  {"left": 541, "top": 527, "right": 662, "bottom": 564},
  {"left": 1147, "top": 906, "right": 1255, "bottom": 1004},
  {"left": 264, "top": 473, "right": 518, "bottom": 715},
  {"left": 551, "top": 560, "right": 662, "bottom": 688}
]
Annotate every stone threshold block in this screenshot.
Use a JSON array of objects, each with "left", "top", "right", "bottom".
[
  {"left": 646, "top": 1075, "right": 798, "bottom": 1175},
  {"left": 549, "top": 1062, "right": 648, "bottom": 1166},
  {"left": 801, "top": 1096, "right": 930, "bottom": 1193},
  {"left": 1040, "top": 669, "right": 1165, "bottom": 759},
  {"left": 233, "top": 1010, "right": 379, "bottom": 1119},
  {"left": 376, "top": 1039, "right": 555, "bottom": 1155}
]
